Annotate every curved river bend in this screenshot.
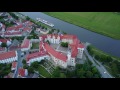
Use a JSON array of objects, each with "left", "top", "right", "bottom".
[{"left": 20, "top": 12, "right": 120, "bottom": 58}]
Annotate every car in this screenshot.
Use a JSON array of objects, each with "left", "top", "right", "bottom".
[{"left": 104, "top": 71, "right": 106, "bottom": 73}]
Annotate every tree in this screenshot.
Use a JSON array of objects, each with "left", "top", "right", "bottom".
[
  {"left": 60, "top": 73, "right": 66, "bottom": 78},
  {"left": 22, "top": 59, "right": 26, "bottom": 64},
  {"left": 76, "top": 69, "right": 85, "bottom": 78},
  {"left": 23, "top": 64, "right": 28, "bottom": 69},
  {"left": 61, "top": 42, "right": 68, "bottom": 47},
  {"left": 62, "top": 31, "right": 67, "bottom": 34},
  {"left": 92, "top": 67, "right": 98, "bottom": 74},
  {"left": 76, "top": 64, "right": 83, "bottom": 69},
  {"left": 1, "top": 43, "right": 7, "bottom": 47},
  {"left": 28, "top": 67, "right": 34, "bottom": 74},
  {"left": 86, "top": 71, "right": 93, "bottom": 78},
  {"left": 106, "top": 56, "right": 113, "bottom": 62},
  {"left": 31, "top": 61, "right": 39, "bottom": 69},
  {"left": 52, "top": 67, "right": 60, "bottom": 78},
  {"left": 26, "top": 16, "right": 30, "bottom": 20},
  {"left": 41, "top": 26, "right": 45, "bottom": 29},
  {"left": 46, "top": 40, "right": 50, "bottom": 45}
]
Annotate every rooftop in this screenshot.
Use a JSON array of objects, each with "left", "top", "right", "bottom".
[
  {"left": 44, "top": 43, "right": 67, "bottom": 62},
  {"left": 0, "top": 51, "right": 16, "bottom": 60},
  {"left": 21, "top": 39, "right": 30, "bottom": 48}
]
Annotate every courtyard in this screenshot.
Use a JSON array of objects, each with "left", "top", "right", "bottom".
[{"left": 50, "top": 43, "right": 68, "bottom": 55}]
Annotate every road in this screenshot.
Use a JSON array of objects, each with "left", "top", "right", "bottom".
[
  {"left": 14, "top": 49, "right": 23, "bottom": 78},
  {"left": 84, "top": 43, "right": 113, "bottom": 78}
]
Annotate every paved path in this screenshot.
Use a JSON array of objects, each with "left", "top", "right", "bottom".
[
  {"left": 84, "top": 43, "right": 113, "bottom": 78},
  {"left": 14, "top": 49, "right": 23, "bottom": 78}
]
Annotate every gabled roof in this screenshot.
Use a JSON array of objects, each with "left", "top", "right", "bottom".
[
  {"left": 11, "top": 62, "right": 17, "bottom": 69},
  {"left": 18, "top": 68, "right": 25, "bottom": 77},
  {"left": 26, "top": 51, "right": 47, "bottom": 62},
  {"left": 44, "top": 43, "right": 67, "bottom": 62},
  {"left": 21, "top": 39, "right": 30, "bottom": 48},
  {"left": 0, "top": 47, "right": 6, "bottom": 51},
  {"left": 4, "top": 31, "right": 22, "bottom": 35},
  {"left": 61, "top": 34, "right": 77, "bottom": 40},
  {"left": 78, "top": 43, "right": 84, "bottom": 48},
  {"left": 0, "top": 51, "right": 16, "bottom": 60},
  {"left": 0, "top": 39, "right": 10, "bottom": 43},
  {"left": 40, "top": 35, "right": 47, "bottom": 41}
]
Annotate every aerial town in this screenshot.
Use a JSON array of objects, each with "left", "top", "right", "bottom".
[{"left": 1, "top": 12, "right": 119, "bottom": 78}]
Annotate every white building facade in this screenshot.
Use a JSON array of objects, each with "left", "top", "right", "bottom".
[{"left": 0, "top": 51, "right": 18, "bottom": 64}]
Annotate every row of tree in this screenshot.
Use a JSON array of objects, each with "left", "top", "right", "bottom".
[
  {"left": 0, "top": 63, "right": 11, "bottom": 78},
  {"left": 8, "top": 12, "right": 19, "bottom": 20},
  {"left": 87, "top": 45, "right": 120, "bottom": 77},
  {"left": 52, "top": 60, "right": 101, "bottom": 78}
]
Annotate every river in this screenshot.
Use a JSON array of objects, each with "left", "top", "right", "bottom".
[{"left": 20, "top": 12, "right": 120, "bottom": 58}]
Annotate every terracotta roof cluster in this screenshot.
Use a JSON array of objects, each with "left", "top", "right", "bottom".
[
  {"left": 23, "top": 21, "right": 34, "bottom": 27},
  {"left": 21, "top": 39, "right": 30, "bottom": 48},
  {"left": 4, "top": 31, "right": 22, "bottom": 35},
  {"left": 61, "top": 34, "right": 77, "bottom": 40},
  {"left": 0, "top": 47, "right": 6, "bottom": 51},
  {"left": 18, "top": 68, "right": 26, "bottom": 77},
  {"left": 0, "top": 39, "right": 9, "bottom": 43},
  {"left": 40, "top": 34, "right": 84, "bottom": 59},
  {"left": 47, "top": 34, "right": 60, "bottom": 39},
  {"left": 6, "top": 24, "right": 23, "bottom": 31},
  {"left": 0, "top": 51, "right": 16, "bottom": 60},
  {"left": 40, "top": 35, "right": 47, "bottom": 41},
  {"left": 26, "top": 51, "right": 47, "bottom": 62},
  {"left": 23, "top": 27, "right": 31, "bottom": 32},
  {"left": 11, "top": 62, "right": 17, "bottom": 69},
  {"left": 44, "top": 43, "right": 67, "bottom": 62}
]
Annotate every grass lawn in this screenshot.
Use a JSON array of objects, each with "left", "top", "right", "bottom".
[
  {"left": 31, "top": 43, "right": 39, "bottom": 49},
  {"left": 44, "top": 12, "right": 120, "bottom": 39},
  {"left": 38, "top": 65, "right": 51, "bottom": 78}
]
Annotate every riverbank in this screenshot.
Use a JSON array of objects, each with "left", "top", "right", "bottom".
[
  {"left": 44, "top": 12, "right": 120, "bottom": 40},
  {"left": 87, "top": 45, "right": 120, "bottom": 77}
]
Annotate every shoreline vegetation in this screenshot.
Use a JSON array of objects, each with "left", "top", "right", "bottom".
[
  {"left": 87, "top": 45, "right": 120, "bottom": 77},
  {"left": 43, "top": 12, "right": 120, "bottom": 40}
]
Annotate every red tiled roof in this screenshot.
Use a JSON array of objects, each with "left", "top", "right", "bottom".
[
  {"left": 0, "top": 51, "right": 16, "bottom": 60},
  {"left": 40, "top": 35, "right": 47, "bottom": 41},
  {"left": 71, "top": 46, "right": 78, "bottom": 57},
  {"left": 12, "top": 62, "right": 17, "bottom": 69},
  {"left": 44, "top": 43, "right": 67, "bottom": 62},
  {"left": 26, "top": 51, "right": 47, "bottom": 62},
  {"left": 6, "top": 24, "right": 23, "bottom": 31},
  {"left": 0, "top": 47, "right": 6, "bottom": 51},
  {"left": 23, "top": 27, "right": 31, "bottom": 32},
  {"left": 5, "top": 31, "right": 22, "bottom": 35},
  {"left": 78, "top": 43, "right": 84, "bottom": 48},
  {"left": 48, "top": 34, "right": 59, "bottom": 39},
  {"left": 24, "top": 21, "right": 34, "bottom": 26},
  {"left": 18, "top": 68, "right": 25, "bottom": 77},
  {"left": 21, "top": 39, "right": 30, "bottom": 48},
  {"left": 0, "top": 39, "right": 8, "bottom": 43},
  {"left": 6, "top": 26, "right": 16, "bottom": 31},
  {"left": 16, "top": 24, "right": 23, "bottom": 29},
  {"left": 61, "top": 34, "right": 77, "bottom": 40},
  {"left": 1, "top": 23, "right": 5, "bottom": 28}
]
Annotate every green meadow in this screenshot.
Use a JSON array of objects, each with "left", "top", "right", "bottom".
[{"left": 44, "top": 12, "right": 120, "bottom": 39}]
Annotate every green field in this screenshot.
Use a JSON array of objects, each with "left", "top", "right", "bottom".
[
  {"left": 38, "top": 65, "right": 51, "bottom": 78},
  {"left": 31, "top": 43, "right": 39, "bottom": 49},
  {"left": 44, "top": 12, "right": 120, "bottom": 39}
]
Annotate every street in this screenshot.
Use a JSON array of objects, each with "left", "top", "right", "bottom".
[
  {"left": 84, "top": 45, "right": 113, "bottom": 78},
  {"left": 14, "top": 49, "right": 23, "bottom": 78}
]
